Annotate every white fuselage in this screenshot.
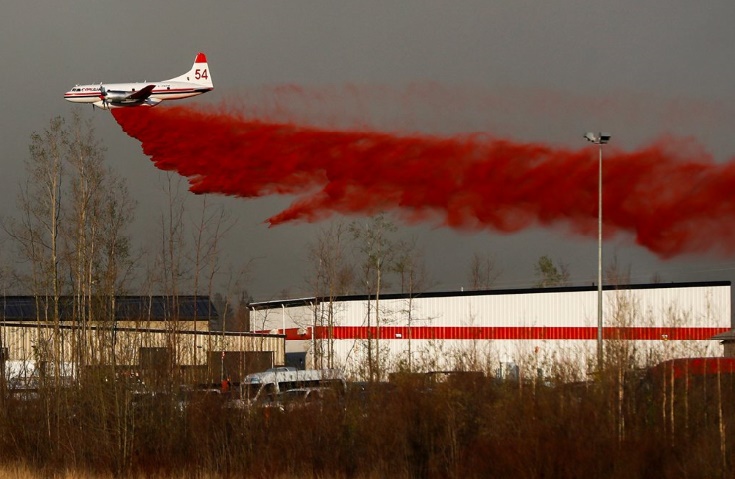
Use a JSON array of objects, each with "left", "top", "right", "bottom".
[
  {"left": 64, "top": 81, "right": 211, "bottom": 109},
  {"left": 64, "top": 52, "right": 214, "bottom": 110}
]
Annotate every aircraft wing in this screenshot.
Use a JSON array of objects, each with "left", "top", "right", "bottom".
[{"left": 127, "top": 84, "right": 156, "bottom": 101}]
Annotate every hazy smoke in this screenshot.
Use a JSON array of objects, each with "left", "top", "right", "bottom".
[{"left": 113, "top": 106, "right": 735, "bottom": 259}]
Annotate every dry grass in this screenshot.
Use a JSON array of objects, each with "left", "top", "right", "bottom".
[{"left": 0, "top": 362, "right": 733, "bottom": 479}]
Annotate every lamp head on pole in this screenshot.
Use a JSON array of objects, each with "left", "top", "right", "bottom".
[{"left": 584, "top": 132, "right": 611, "bottom": 144}]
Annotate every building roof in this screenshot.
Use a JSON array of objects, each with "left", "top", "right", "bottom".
[
  {"left": 0, "top": 295, "right": 217, "bottom": 322},
  {"left": 250, "top": 280, "right": 731, "bottom": 310}
]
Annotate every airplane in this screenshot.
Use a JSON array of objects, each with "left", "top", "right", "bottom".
[{"left": 64, "top": 52, "right": 213, "bottom": 110}]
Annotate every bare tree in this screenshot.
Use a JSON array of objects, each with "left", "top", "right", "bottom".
[
  {"left": 64, "top": 112, "right": 108, "bottom": 366},
  {"left": 152, "top": 173, "right": 191, "bottom": 382},
  {"left": 3, "top": 115, "right": 67, "bottom": 435},
  {"left": 3, "top": 113, "right": 135, "bottom": 456},
  {"left": 96, "top": 171, "right": 137, "bottom": 293},
  {"left": 158, "top": 173, "right": 188, "bottom": 299},
  {"left": 93, "top": 167, "right": 137, "bottom": 371},
  {"left": 605, "top": 253, "right": 631, "bottom": 287},
  {"left": 86, "top": 168, "right": 138, "bottom": 467},
  {"left": 392, "top": 236, "right": 431, "bottom": 371},
  {"left": 350, "top": 213, "right": 397, "bottom": 381},
  {"left": 5, "top": 116, "right": 65, "bottom": 323},
  {"left": 467, "top": 252, "right": 501, "bottom": 290},
  {"left": 191, "top": 196, "right": 237, "bottom": 332},
  {"left": 307, "top": 220, "right": 354, "bottom": 369}
]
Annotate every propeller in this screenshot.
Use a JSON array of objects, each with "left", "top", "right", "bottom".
[{"left": 98, "top": 84, "right": 109, "bottom": 109}]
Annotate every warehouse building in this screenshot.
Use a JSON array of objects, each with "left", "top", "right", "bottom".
[
  {"left": 250, "top": 281, "right": 731, "bottom": 380},
  {"left": 0, "top": 295, "right": 284, "bottom": 385}
]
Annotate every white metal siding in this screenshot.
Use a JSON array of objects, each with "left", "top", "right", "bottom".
[
  {"left": 0, "top": 324, "right": 284, "bottom": 366},
  {"left": 251, "top": 284, "right": 731, "bottom": 378},
  {"left": 253, "top": 286, "right": 729, "bottom": 329}
]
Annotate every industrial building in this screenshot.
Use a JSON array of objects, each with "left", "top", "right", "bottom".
[
  {"left": 250, "top": 281, "right": 731, "bottom": 380},
  {"left": 0, "top": 295, "right": 284, "bottom": 384}
]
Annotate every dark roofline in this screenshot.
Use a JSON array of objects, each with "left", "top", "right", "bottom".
[
  {"left": 0, "top": 295, "right": 213, "bottom": 300},
  {"left": 0, "top": 295, "right": 218, "bottom": 322},
  {"left": 250, "top": 280, "right": 732, "bottom": 310}
]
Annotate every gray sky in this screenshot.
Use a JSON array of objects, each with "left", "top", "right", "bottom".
[{"left": 3, "top": 1, "right": 735, "bottom": 301}]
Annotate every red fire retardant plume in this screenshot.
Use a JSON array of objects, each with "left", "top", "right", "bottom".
[{"left": 113, "top": 106, "right": 735, "bottom": 259}]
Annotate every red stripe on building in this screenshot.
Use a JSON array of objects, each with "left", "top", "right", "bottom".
[
  {"left": 259, "top": 326, "right": 730, "bottom": 342},
  {"left": 304, "top": 326, "right": 730, "bottom": 341}
]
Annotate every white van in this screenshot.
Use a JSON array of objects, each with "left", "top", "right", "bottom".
[{"left": 240, "top": 367, "right": 346, "bottom": 406}]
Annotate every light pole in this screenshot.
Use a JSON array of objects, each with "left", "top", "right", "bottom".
[{"left": 584, "top": 132, "right": 611, "bottom": 373}]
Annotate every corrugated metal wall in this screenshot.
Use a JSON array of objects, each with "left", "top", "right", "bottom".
[
  {"left": 0, "top": 324, "right": 284, "bottom": 367},
  {"left": 251, "top": 284, "right": 731, "bottom": 378}
]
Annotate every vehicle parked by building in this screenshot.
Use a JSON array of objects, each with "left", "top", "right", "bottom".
[
  {"left": 236, "top": 367, "right": 346, "bottom": 408},
  {"left": 275, "top": 386, "right": 344, "bottom": 412}
]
